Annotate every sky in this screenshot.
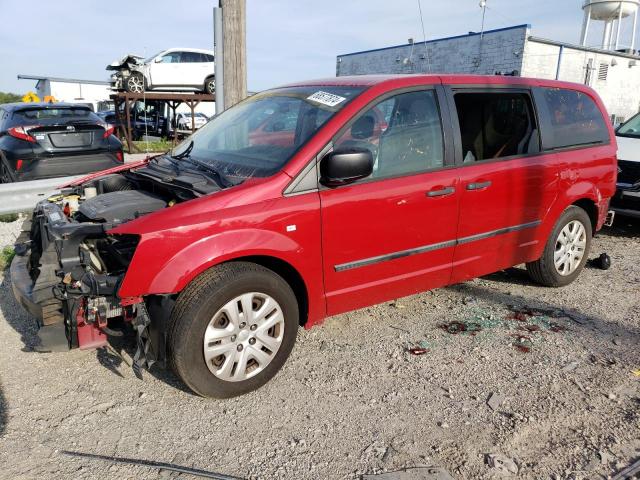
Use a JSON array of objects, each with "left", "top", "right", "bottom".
[{"left": 0, "top": 0, "right": 630, "bottom": 94}]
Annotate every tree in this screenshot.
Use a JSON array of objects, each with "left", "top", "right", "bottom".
[{"left": 0, "top": 92, "right": 22, "bottom": 104}]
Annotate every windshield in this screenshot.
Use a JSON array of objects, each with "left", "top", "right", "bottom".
[
  {"left": 144, "top": 51, "right": 164, "bottom": 63},
  {"left": 170, "top": 86, "right": 364, "bottom": 179},
  {"left": 617, "top": 112, "right": 640, "bottom": 138}
]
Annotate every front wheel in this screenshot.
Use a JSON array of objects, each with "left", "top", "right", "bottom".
[
  {"left": 125, "top": 72, "right": 146, "bottom": 93},
  {"left": 168, "top": 262, "right": 299, "bottom": 398},
  {"left": 526, "top": 206, "right": 592, "bottom": 287}
]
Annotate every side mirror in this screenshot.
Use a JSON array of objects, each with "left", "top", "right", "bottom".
[
  {"left": 320, "top": 148, "right": 374, "bottom": 187},
  {"left": 154, "top": 57, "right": 163, "bottom": 63}
]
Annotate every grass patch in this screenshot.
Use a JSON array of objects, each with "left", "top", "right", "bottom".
[
  {"left": 124, "top": 138, "right": 174, "bottom": 153},
  {"left": 0, "top": 213, "right": 18, "bottom": 223},
  {"left": 0, "top": 246, "right": 15, "bottom": 270}
]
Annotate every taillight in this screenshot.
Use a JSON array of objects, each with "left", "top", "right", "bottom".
[
  {"left": 8, "top": 126, "right": 39, "bottom": 143},
  {"left": 16, "top": 159, "right": 23, "bottom": 170},
  {"left": 100, "top": 123, "right": 115, "bottom": 138},
  {"left": 115, "top": 151, "right": 123, "bottom": 162}
]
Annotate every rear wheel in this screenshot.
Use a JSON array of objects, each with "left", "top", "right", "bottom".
[
  {"left": 168, "top": 262, "right": 299, "bottom": 398},
  {"left": 0, "top": 153, "right": 16, "bottom": 183},
  {"left": 526, "top": 206, "right": 592, "bottom": 287},
  {"left": 125, "top": 72, "right": 145, "bottom": 93},
  {"left": 204, "top": 76, "right": 216, "bottom": 94}
]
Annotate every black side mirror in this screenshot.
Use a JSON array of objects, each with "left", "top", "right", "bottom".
[{"left": 320, "top": 147, "right": 374, "bottom": 187}]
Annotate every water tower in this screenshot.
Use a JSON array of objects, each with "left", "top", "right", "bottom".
[{"left": 580, "top": 0, "right": 640, "bottom": 51}]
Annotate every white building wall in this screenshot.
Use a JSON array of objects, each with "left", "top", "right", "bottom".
[
  {"left": 520, "top": 41, "right": 561, "bottom": 80},
  {"left": 337, "top": 25, "right": 530, "bottom": 77},
  {"left": 337, "top": 24, "right": 640, "bottom": 122},
  {"left": 33, "top": 80, "right": 112, "bottom": 111},
  {"left": 522, "top": 39, "right": 640, "bottom": 121}
]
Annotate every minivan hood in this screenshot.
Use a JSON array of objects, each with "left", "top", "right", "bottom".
[
  {"left": 616, "top": 135, "right": 640, "bottom": 163},
  {"left": 109, "top": 171, "right": 292, "bottom": 237}
]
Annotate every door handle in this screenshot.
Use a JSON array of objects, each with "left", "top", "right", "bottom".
[
  {"left": 466, "top": 181, "right": 492, "bottom": 191},
  {"left": 426, "top": 186, "right": 456, "bottom": 197}
]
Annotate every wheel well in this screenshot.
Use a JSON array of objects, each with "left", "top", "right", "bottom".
[
  {"left": 572, "top": 198, "right": 597, "bottom": 231},
  {"left": 228, "top": 256, "right": 309, "bottom": 327}
]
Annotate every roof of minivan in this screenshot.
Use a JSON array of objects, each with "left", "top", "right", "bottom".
[{"left": 281, "top": 74, "right": 596, "bottom": 94}]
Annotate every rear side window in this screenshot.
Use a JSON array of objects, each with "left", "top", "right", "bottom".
[
  {"left": 454, "top": 92, "right": 540, "bottom": 163},
  {"left": 9, "top": 108, "right": 100, "bottom": 126},
  {"left": 535, "top": 88, "right": 609, "bottom": 150},
  {"left": 182, "top": 51, "right": 204, "bottom": 63}
]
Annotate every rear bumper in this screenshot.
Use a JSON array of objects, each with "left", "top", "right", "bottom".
[{"left": 16, "top": 152, "right": 122, "bottom": 181}]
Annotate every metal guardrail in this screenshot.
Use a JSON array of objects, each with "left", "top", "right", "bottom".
[
  {"left": 0, "top": 155, "right": 148, "bottom": 216},
  {"left": 0, "top": 176, "right": 81, "bottom": 215}
]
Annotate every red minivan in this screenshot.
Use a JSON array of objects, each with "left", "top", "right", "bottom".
[{"left": 11, "top": 75, "right": 617, "bottom": 397}]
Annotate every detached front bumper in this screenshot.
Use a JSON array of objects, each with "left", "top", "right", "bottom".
[{"left": 10, "top": 251, "right": 69, "bottom": 351}]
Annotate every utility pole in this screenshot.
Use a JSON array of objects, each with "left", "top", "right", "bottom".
[
  {"left": 213, "top": 5, "right": 225, "bottom": 111},
  {"left": 219, "top": 0, "right": 247, "bottom": 110}
]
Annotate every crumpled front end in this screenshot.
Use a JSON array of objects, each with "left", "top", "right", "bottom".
[
  {"left": 11, "top": 199, "right": 141, "bottom": 352},
  {"left": 106, "top": 53, "right": 145, "bottom": 91},
  {"left": 9, "top": 168, "right": 185, "bottom": 374}
]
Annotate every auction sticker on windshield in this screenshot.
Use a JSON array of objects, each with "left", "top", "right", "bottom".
[{"left": 307, "top": 91, "right": 347, "bottom": 107}]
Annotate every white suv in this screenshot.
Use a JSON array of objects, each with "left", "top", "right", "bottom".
[{"left": 108, "top": 48, "right": 215, "bottom": 94}]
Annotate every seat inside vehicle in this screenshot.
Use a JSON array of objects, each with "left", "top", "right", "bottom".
[{"left": 454, "top": 92, "right": 540, "bottom": 162}]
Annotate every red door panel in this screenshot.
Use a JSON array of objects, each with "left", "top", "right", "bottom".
[
  {"left": 451, "top": 155, "right": 560, "bottom": 282},
  {"left": 320, "top": 171, "right": 460, "bottom": 316}
]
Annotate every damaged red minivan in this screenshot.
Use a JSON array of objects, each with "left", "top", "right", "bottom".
[{"left": 11, "top": 75, "right": 617, "bottom": 398}]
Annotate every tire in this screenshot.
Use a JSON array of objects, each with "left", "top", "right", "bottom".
[
  {"left": 168, "top": 262, "right": 299, "bottom": 398},
  {"left": 125, "top": 72, "right": 146, "bottom": 93},
  {"left": 526, "top": 206, "right": 592, "bottom": 287},
  {"left": 0, "top": 152, "right": 16, "bottom": 183},
  {"left": 204, "top": 76, "right": 215, "bottom": 94}
]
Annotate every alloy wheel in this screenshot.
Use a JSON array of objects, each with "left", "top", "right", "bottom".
[
  {"left": 203, "top": 292, "right": 285, "bottom": 382},
  {"left": 554, "top": 220, "right": 587, "bottom": 276},
  {"left": 127, "top": 75, "right": 144, "bottom": 93}
]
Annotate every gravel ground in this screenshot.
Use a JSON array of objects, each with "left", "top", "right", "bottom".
[{"left": 0, "top": 216, "right": 638, "bottom": 480}]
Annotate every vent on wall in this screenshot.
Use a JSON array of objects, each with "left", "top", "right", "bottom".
[{"left": 598, "top": 63, "right": 609, "bottom": 81}]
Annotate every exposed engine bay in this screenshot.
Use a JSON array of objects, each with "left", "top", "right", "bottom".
[
  {"left": 11, "top": 156, "right": 226, "bottom": 372},
  {"left": 107, "top": 53, "right": 144, "bottom": 91}
]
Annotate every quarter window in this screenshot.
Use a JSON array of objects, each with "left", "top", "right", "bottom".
[
  {"left": 334, "top": 90, "right": 444, "bottom": 179},
  {"left": 454, "top": 92, "right": 539, "bottom": 163},
  {"left": 536, "top": 88, "right": 609, "bottom": 150}
]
